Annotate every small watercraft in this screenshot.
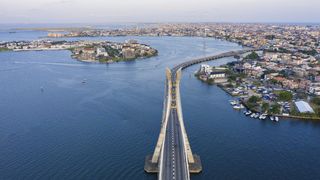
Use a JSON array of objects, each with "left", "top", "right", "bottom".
[
  {"left": 259, "top": 114, "right": 267, "bottom": 120},
  {"left": 244, "top": 110, "right": 252, "bottom": 116},
  {"left": 233, "top": 104, "right": 244, "bottom": 110},
  {"left": 270, "top": 116, "right": 274, "bottom": 121},
  {"left": 254, "top": 113, "right": 260, "bottom": 118},
  {"left": 229, "top": 100, "right": 237, "bottom": 106},
  {"left": 275, "top": 116, "right": 279, "bottom": 122}
]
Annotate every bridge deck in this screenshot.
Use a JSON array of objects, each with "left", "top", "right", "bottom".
[
  {"left": 160, "top": 109, "right": 189, "bottom": 180},
  {"left": 146, "top": 48, "right": 260, "bottom": 179}
]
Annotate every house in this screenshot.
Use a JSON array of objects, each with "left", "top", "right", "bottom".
[{"left": 308, "top": 83, "right": 320, "bottom": 95}]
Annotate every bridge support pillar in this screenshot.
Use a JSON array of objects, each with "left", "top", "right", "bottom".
[{"left": 145, "top": 154, "right": 202, "bottom": 173}]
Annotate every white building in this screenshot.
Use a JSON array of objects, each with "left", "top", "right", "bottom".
[
  {"left": 199, "top": 64, "right": 212, "bottom": 75},
  {"left": 96, "top": 47, "right": 109, "bottom": 57},
  {"left": 294, "top": 101, "right": 314, "bottom": 113},
  {"left": 308, "top": 83, "right": 320, "bottom": 96},
  {"left": 209, "top": 71, "right": 226, "bottom": 79}
]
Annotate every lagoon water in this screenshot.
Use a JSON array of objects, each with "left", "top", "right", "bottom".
[{"left": 0, "top": 29, "right": 320, "bottom": 180}]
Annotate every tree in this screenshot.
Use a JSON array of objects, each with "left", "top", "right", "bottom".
[
  {"left": 269, "top": 79, "right": 278, "bottom": 85},
  {"left": 265, "top": 35, "right": 275, "bottom": 40},
  {"left": 246, "top": 96, "right": 261, "bottom": 109},
  {"left": 245, "top": 52, "right": 259, "bottom": 60},
  {"left": 248, "top": 96, "right": 261, "bottom": 103},
  {"left": 278, "top": 91, "right": 293, "bottom": 101},
  {"left": 270, "top": 104, "right": 281, "bottom": 114},
  {"left": 311, "top": 97, "right": 320, "bottom": 106},
  {"left": 262, "top": 102, "right": 270, "bottom": 113}
]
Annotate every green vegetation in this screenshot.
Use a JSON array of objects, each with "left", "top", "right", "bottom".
[
  {"left": 245, "top": 52, "right": 259, "bottom": 60},
  {"left": 0, "top": 47, "right": 10, "bottom": 52},
  {"left": 262, "top": 102, "right": 270, "bottom": 113},
  {"left": 246, "top": 95, "right": 261, "bottom": 109},
  {"left": 311, "top": 97, "right": 320, "bottom": 106},
  {"left": 277, "top": 91, "right": 293, "bottom": 101},
  {"left": 253, "top": 81, "right": 262, "bottom": 86},
  {"left": 265, "top": 35, "right": 276, "bottom": 40},
  {"left": 311, "top": 97, "right": 320, "bottom": 117},
  {"left": 299, "top": 49, "right": 318, "bottom": 56},
  {"left": 105, "top": 46, "right": 120, "bottom": 57},
  {"left": 225, "top": 83, "right": 234, "bottom": 88},
  {"left": 269, "top": 79, "right": 279, "bottom": 85},
  {"left": 269, "top": 104, "right": 281, "bottom": 114}
]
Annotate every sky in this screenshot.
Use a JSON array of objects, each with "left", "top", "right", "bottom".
[{"left": 0, "top": 0, "right": 319, "bottom": 24}]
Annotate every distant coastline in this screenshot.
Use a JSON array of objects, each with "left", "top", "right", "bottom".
[{"left": 0, "top": 40, "right": 158, "bottom": 63}]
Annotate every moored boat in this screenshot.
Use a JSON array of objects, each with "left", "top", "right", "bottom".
[
  {"left": 270, "top": 116, "right": 274, "bottom": 121},
  {"left": 244, "top": 110, "right": 252, "bottom": 116},
  {"left": 259, "top": 114, "right": 267, "bottom": 120},
  {"left": 229, "top": 100, "right": 237, "bottom": 106}
]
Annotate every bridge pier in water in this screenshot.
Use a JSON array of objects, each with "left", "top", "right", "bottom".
[{"left": 145, "top": 49, "right": 259, "bottom": 179}]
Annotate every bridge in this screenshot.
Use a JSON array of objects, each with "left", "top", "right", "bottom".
[{"left": 145, "top": 48, "right": 260, "bottom": 180}]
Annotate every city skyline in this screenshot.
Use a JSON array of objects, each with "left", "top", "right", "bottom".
[{"left": 1, "top": 0, "right": 320, "bottom": 24}]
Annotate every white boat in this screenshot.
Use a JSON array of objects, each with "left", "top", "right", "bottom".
[
  {"left": 275, "top": 116, "right": 279, "bottom": 122},
  {"left": 233, "top": 105, "right": 241, "bottom": 110},
  {"left": 229, "top": 100, "right": 237, "bottom": 106},
  {"left": 244, "top": 110, "right": 252, "bottom": 116},
  {"left": 270, "top": 116, "right": 274, "bottom": 121},
  {"left": 250, "top": 113, "right": 256, "bottom": 118},
  {"left": 233, "top": 104, "right": 244, "bottom": 110},
  {"left": 259, "top": 114, "right": 267, "bottom": 120},
  {"left": 254, "top": 113, "right": 260, "bottom": 118}
]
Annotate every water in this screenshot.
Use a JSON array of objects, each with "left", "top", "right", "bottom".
[{"left": 0, "top": 29, "right": 320, "bottom": 180}]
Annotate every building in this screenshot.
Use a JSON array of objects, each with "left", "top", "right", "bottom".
[
  {"left": 209, "top": 71, "right": 226, "bottom": 79},
  {"left": 294, "top": 101, "right": 314, "bottom": 113},
  {"left": 96, "top": 47, "right": 109, "bottom": 57},
  {"left": 308, "top": 83, "right": 320, "bottom": 95},
  {"left": 199, "top": 64, "right": 212, "bottom": 75}
]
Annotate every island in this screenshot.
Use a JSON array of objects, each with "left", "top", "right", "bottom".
[{"left": 0, "top": 39, "right": 158, "bottom": 63}]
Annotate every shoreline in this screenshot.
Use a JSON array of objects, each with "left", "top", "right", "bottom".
[
  {"left": 195, "top": 59, "right": 320, "bottom": 122},
  {"left": 1, "top": 40, "right": 158, "bottom": 64},
  {"left": 47, "top": 34, "right": 250, "bottom": 49},
  {"left": 218, "top": 82, "right": 320, "bottom": 121}
]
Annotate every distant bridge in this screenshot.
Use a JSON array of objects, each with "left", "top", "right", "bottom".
[{"left": 145, "top": 48, "right": 260, "bottom": 180}]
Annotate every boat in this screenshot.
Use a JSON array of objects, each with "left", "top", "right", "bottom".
[
  {"left": 233, "top": 105, "right": 241, "bottom": 110},
  {"left": 275, "top": 116, "right": 279, "bottom": 122},
  {"left": 254, "top": 113, "right": 260, "bottom": 118},
  {"left": 259, "top": 114, "right": 267, "bottom": 120},
  {"left": 233, "top": 104, "right": 244, "bottom": 110},
  {"left": 244, "top": 110, "right": 252, "bottom": 116},
  {"left": 229, "top": 100, "right": 237, "bottom": 106},
  {"left": 270, "top": 116, "right": 274, "bottom": 121},
  {"left": 250, "top": 113, "right": 256, "bottom": 118}
]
